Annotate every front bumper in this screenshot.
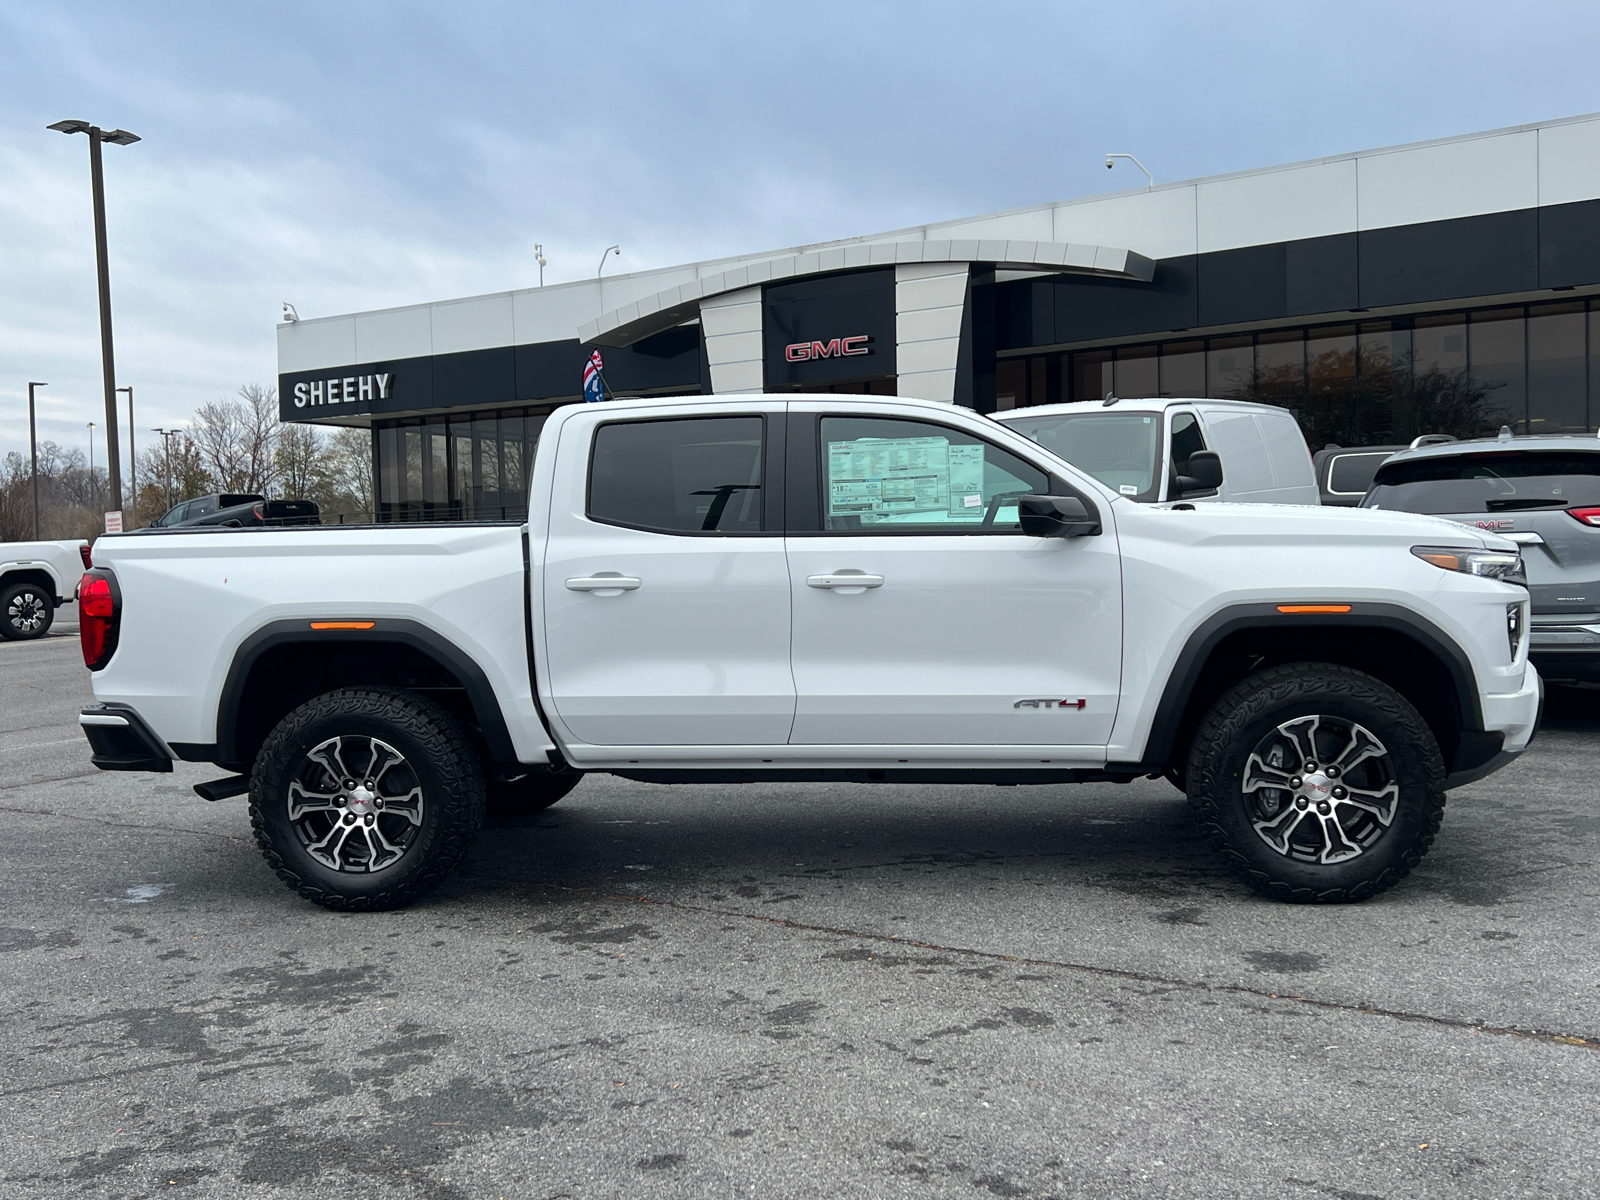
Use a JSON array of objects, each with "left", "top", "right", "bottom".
[
  {"left": 79, "top": 703, "right": 173, "bottom": 773},
  {"left": 1446, "top": 663, "right": 1543, "bottom": 790}
]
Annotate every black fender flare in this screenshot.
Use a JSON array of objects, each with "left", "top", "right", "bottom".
[
  {"left": 1128, "top": 601, "right": 1485, "bottom": 773},
  {"left": 215, "top": 617, "right": 518, "bottom": 766}
]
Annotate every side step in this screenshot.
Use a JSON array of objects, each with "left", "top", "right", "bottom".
[{"left": 193, "top": 775, "right": 250, "bottom": 802}]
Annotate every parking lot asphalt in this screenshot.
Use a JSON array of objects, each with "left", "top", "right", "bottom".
[{"left": 1, "top": 623, "right": 1597, "bottom": 1199}]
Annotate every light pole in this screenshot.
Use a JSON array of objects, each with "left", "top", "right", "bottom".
[
  {"left": 536, "top": 243, "right": 547, "bottom": 287},
  {"left": 597, "top": 244, "right": 620, "bottom": 277},
  {"left": 116, "top": 385, "right": 135, "bottom": 525},
  {"left": 152, "top": 427, "right": 177, "bottom": 514},
  {"left": 27, "top": 382, "right": 46, "bottom": 540},
  {"left": 49, "top": 118, "right": 141, "bottom": 518},
  {"left": 87, "top": 422, "right": 97, "bottom": 509}
]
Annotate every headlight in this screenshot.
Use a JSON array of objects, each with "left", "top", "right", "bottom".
[{"left": 1412, "top": 545, "right": 1527, "bottom": 586}]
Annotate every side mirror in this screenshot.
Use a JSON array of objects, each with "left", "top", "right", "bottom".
[
  {"left": 1018, "top": 495, "right": 1101, "bottom": 538},
  {"left": 1177, "top": 450, "right": 1223, "bottom": 495}
]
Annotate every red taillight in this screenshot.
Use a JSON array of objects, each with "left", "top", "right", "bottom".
[
  {"left": 253, "top": 503, "right": 264, "bottom": 519},
  {"left": 79, "top": 543, "right": 92, "bottom": 569},
  {"left": 79, "top": 572, "right": 119, "bottom": 670},
  {"left": 1567, "top": 507, "right": 1600, "bottom": 527}
]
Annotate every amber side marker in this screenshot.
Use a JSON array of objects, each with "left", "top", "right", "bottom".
[
  {"left": 1276, "top": 604, "right": 1352, "bottom": 614},
  {"left": 309, "top": 621, "right": 376, "bottom": 630}
]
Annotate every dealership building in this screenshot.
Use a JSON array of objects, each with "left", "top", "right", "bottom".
[{"left": 278, "top": 112, "right": 1600, "bottom": 520}]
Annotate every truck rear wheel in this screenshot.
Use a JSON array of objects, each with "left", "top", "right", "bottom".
[
  {"left": 1185, "top": 663, "right": 1446, "bottom": 903},
  {"left": 250, "top": 687, "right": 487, "bottom": 911},
  {"left": 0, "top": 581, "right": 53, "bottom": 640}
]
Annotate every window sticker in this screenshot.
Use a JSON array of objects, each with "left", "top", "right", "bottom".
[{"left": 827, "top": 437, "right": 988, "bottom": 523}]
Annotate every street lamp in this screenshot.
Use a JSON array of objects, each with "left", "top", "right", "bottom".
[
  {"left": 152, "top": 427, "right": 178, "bottom": 514},
  {"left": 27, "top": 383, "right": 46, "bottom": 540},
  {"left": 49, "top": 118, "right": 141, "bottom": 519},
  {"left": 87, "top": 422, "right": 97, "bottom": 508},
  {"left": 116, "top": 385, "right": 135, "bottom": 526}
]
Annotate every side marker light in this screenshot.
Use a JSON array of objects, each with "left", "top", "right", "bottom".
[
  {"left": 1276, "top": 605, "right": 1352, "bottom": 614},
  {"left": 309, "top": 621, "right": 375, "bottom": 630}
]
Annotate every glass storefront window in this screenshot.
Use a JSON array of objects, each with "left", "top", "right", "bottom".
[
  {"left": 1160, "top": 340, "right": 1204, "bottom": 398},
  {"left": 1413, "top": 315, "right": 1477, "bottom": 440},
  {"left": 1357, "top": 322, "right": 1412, "bottom": 444},
  {"left": 1528, "top": 303, "right": 1586, "bottom": 433},
  {"left": 1070, "top": 349, "right": 1112, "bottom": 403},
  {"left": 1470, "top": 308, "right": 1527, "bottom": 433},
  {"left": 1115, "top": 345, "right": 1159, "bottom": 398},
  {"left": 996, "top": 359, "right": 1025, "bottom": 410},
  {"left": 1206, "top": 337, "right": 1252, "bottom": 398},
  {"left": 1255, "top": 329, "right": 1306, "bottom": 405},
  {"left": 1303, "top": 325, "right": 1357, "bottom": 448}
]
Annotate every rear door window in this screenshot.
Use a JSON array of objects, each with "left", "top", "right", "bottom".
[
  {"left": 1366, "top": 451, "right": 1600, "bottom": 513},
  {"left": 588, "top": 416, "right": 766, "bottom": 534}
]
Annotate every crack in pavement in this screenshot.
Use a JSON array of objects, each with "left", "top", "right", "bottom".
[
  {"left": 528, "top": 884, "right": 1600, "bottom": 1054},
  {"left": 0, "top": 804, "right": 247, "bottom": 843}
]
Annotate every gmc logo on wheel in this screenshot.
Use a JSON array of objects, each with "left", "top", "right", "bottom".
[{"left": 785, "top": 335, "right": 871, "bottom": 363}]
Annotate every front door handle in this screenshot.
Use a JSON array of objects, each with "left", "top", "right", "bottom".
[
  {"left": 566, "top": 573, "right": 642, "bottom": 596},
  {"left": 807, "top": 571, "right": 884, "bottom": 595}
]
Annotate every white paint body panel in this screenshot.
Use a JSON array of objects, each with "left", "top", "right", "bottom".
[
  {"left": 91, "top": 394, "right": 1539, "bottom": 778},
  {"left": 0, "top": 539, "right": 87, "bottom": 602}
]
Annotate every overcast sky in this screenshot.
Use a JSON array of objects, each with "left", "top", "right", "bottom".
[{"left": 4, "top": 0, "right": 1600, "bottom": 466}]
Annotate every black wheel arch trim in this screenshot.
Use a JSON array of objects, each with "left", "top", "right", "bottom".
[
  {"left": 217, "top": 617, "right": 518, "bottom": 766},
  {"left": 1128, "top": 602, "right": 1486, "bottom": 774}
]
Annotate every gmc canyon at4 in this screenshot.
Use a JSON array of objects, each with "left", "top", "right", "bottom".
[{"left": 75, "top": 394, "right": 1540, "bottom": 909}]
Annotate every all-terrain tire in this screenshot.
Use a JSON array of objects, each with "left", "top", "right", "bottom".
[
  {"left": 1185, "top": 662, "right": 1446, "bottom": 903},
  {"left": 487, "top": 771, "right": 582, "bottom": 818},
  {"left": 0, "top": 581, "right": 54, "bottom": 640},
  {"left": 250, "top": 686, "right": 487, "bottom": 911}
]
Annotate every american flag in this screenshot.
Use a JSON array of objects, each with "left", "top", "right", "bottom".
[{"left": 583, "top": 349, "right": 606, "bottom": 403}]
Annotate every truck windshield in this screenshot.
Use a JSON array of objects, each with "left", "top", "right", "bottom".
[
  {"left": 1001, "top": 411, "right": 1161, "bottom": 500},
  {"left": 1364, "top": 451, "right": 1600, "bottom": 513}
]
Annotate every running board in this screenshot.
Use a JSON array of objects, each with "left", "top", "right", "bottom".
[{"left": 193, "top": 775, "right": 250, "bottom": 802}]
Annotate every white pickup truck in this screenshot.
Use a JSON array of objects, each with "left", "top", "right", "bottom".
[
  {"left": 75, "top": 394, "right": 1541, "bottom": 910},
  {"left": 1, "top": 538, "right": 89, "bottom": 639}
]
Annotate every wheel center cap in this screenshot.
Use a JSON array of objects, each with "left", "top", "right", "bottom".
[
  {"left": 1302, "top": 771, "right": 1333, "bottom": 800},
  {"left": 347, "top": 785, "right": 377, "bottom": 814}
]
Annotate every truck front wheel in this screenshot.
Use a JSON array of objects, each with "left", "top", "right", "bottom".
[
  {"left": 250, "top": 687, "right": 487, "bottom": 911},
  {"left": 1185, "top": 663, "right": 1446, "bottom": 903}
]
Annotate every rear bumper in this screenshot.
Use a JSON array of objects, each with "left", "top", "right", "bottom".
[{"left": 79, "top": 703, "right": 173, "bottom": 773}]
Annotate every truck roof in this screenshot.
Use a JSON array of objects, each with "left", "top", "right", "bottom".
[{"left": 991, "top": 397, "right": 1294, "bottom": 419}]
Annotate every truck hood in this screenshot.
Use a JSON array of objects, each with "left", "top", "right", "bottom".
[{"left": 1137, "top": 500, "right": 1514, "bottom": 550}]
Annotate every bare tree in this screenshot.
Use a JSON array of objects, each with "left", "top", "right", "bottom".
[
  {"left": 192, "top": 385, "right": 280, "bottom": 495},
  {"left": 274, "top": 423, "right": 327, "bottom": 501},
  {"left": 319, "top": 427, "right": 374, "bottom": 515}
]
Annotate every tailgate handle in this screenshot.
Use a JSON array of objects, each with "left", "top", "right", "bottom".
[{"left": 566, "top": 573, "right": 641, "bottom": 595}]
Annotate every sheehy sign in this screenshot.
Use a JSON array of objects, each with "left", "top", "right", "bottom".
[
  {"left": 292, "top": 373, "right": 393, "bottom": 408},
  {"left": 784, "top": 336, "right": 870, "bottom": 363}
]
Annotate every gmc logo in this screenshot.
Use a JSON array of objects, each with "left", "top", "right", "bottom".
[
  {"left": 1013, "top": 698, "right": 1087, "bottom": 710},
  {"left": 785, "top": 335, "right": 871, "bottom": 363}
]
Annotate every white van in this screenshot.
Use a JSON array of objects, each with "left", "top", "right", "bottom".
[{"left": 992, "top": 397, "right": 1319, "bottom": 505}]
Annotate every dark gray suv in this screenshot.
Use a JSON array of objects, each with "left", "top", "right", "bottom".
[{"left": 1363, "top": 431, "right": 1600, "bottom": 681}]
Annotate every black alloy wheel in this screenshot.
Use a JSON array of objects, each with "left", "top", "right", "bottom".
[
  {"left": 251, "top": 687, "right": 486, "bottom": 910},
  {"left": 1185, "top": 662, "right": 1446, "bottom": 903},
  {"left": 0, "top": 582, "right": 53, "bottom": 641}
]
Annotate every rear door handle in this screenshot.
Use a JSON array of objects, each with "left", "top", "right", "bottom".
[
  {"left": 566, "top": 573, "right": 642, "bottom": 595},
  {"left": 807, "top": 572, "right": 884, "bottom": 594}
]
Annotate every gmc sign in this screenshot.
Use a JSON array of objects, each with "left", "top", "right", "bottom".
[{"left": 785, "top": 335, "right": 871, "bottom": 363}]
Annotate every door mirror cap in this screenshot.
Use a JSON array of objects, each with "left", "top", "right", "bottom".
[
  {"left": 1177, "top": 450, "right": 1224, "bottom": 494},
  {"left": 1018, "top": 495, "right": 1101, "bottom": 538}
]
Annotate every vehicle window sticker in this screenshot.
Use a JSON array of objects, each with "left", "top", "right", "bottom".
[{"left": 825, "top": 436, "right": 986, "bottom": 524}]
